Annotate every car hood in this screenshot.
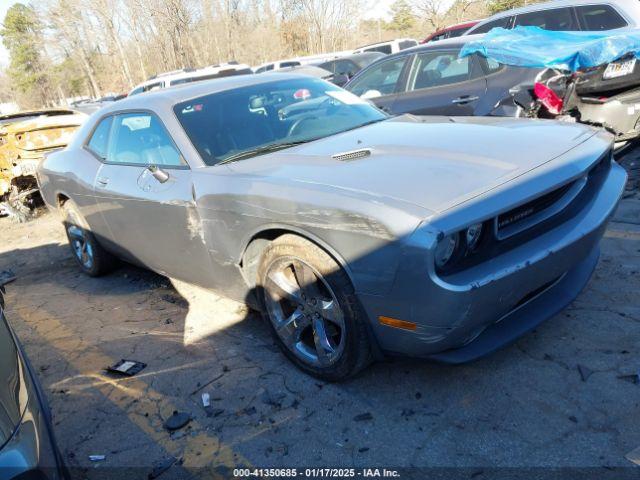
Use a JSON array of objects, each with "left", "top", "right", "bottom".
[
  {"left": 228, "top": 115, "right": 600, "bottom": 214},
  {"left": 0, "top": 311, "right": 29, "bottom": 451}
]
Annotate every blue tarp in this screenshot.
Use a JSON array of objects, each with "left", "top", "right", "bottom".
[{"left": 460, "top": 26, "right": 640, "bottom": 72}]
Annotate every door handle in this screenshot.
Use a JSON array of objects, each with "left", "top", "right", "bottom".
[
  {"left": 96, "top": 177, "right": 109, "bottom": 187},
  {"left": 148, "top": 165, "right": 170, "bottom": 184},
  {"left": 451, "top": 95, "right": 480, "bottom": 104}
]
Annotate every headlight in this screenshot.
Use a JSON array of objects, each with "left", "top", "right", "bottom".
[
  {"left": 465, "top": 223, "right": 483, "bottom": 251},
  {"left": 434, "top": 233, "right": 459, "bottom": 269}
]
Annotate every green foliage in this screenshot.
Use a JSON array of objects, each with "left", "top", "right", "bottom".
[
  {"left": 0, "top": 3, "right": 49, "bottom": 101},
  {"left": 487, "top": 0, "right": 527, "bottom": 15},
  {"left": 388, "top": 0, "right": 416, "bottom": 32}
]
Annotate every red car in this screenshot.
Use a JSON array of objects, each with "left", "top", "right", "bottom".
[{"left": 420, "top": 20, "right": 480, "bottom": 43}]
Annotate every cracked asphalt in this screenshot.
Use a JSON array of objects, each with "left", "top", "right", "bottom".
[{"left": 0, "top": 193, "right": 639, "bottom": 479}]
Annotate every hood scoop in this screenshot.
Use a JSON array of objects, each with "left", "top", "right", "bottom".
[{"left": 332, "top": 148, "right": 371, "bottom": 162}]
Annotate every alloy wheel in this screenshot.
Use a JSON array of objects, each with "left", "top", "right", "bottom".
[
  {"left": 67, "top": 225, "right": 94, "bottom": 269},
  {"left": 263, "top": 257, "right": 346, "bottom": 367}
]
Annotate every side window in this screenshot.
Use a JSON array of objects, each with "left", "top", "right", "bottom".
[
  {"left": 448, "top": 28, "right": 467, "bottom": 38},
  {"left": 575, "top": 5, "right": 627, "bottom": 31},
  {"left": 366, "top": 45, "right": 393, "bottom": 55},
  {"left": 108, "top": 113, "right": 184, "bottom": 167},
  {"left": 334, "top": 59, "right": 358, "bottom": 77},
  {"left": 407, "top": 51, "right": 475, "bottom": 91},
  {"left": 399, "top": 40, "right": 418, "bottom": 50},
  {"left": 347, "top": 57, "right": 407, "bottom": 96},
  {"left": 514, "top": 8, "right": 578, "bottom": 31},
  {"left": 483, "top": 57, "right": 503, "bottom": 73},
  {"left": 319, "top": 60, "right": 336, "bottom": 73},
  {"left": 280, "top": 61, "right": 301, "bottom": 68},
  {"left": 129, "top": 87, "right": 143, "bottom": 96},
  {"left": 87, "top": 116, "right": 113, "bottom": 160},
  {"left": 142, "top": 82, "right": 163, "bottom": 92},
  {"left": 471, "top": 16, "right": 511, "bottom": 34}
]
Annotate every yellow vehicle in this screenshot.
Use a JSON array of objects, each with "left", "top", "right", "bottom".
[{"left": 0, "top": 109, "right": 86, "bottom": 221}]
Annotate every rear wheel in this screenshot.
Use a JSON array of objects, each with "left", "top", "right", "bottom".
[
  {"left": 257, "top": 234, "right": 372, "bottom": 381},
  {"left": 62, "top": 202, "right": 117, "bottom": 276}
]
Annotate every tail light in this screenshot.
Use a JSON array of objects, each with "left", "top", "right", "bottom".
[{"left": 534, "top": 82, "right": 563, "bottom": 115}]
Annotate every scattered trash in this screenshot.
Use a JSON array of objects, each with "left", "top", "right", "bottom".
[
  {"left": 163, "top": 411, "right": 191, "bottom": 431},
  {"left": 89, "top": 455, "right": 106, "bottom": 462},
  {"left": 106, "top": 359, "right": 146, "bottom": 376},
  {"left": 358, "top": 447, "right": 370, "bottom": 453},
  {"left": 261, "top": 390, "right": 286, "bottom": 408},
  {"left": 353, "top": 412, "right": 373, "bottom": 422},
  {"left": 618, "top": 372, "right": 640, "bottom": 385},
  {"left": 577, "top": 364, "right": 594, "bottom": 382},
  {"left": 568, "top": 415, "right": 578, "bottom": 423},
  {"left": 148, "top": 457, "right": 181, "bottom": 479},
  {"left": 202, "top": 393, "right": 210, "bottom": 408},
  {"left": 627, "top": 446, "right": 640, "bottom": 466},
  {"left": 415, "top": 392, "right": 422, "bottom": 400},
  {"left": 241, "top": 406, "right": 257, "bottom": 416},
  {"left": 0, "top": 269, "right": 16, "bottom": 287},
  {"left": 206, "top": 408, "right": 224, "bottom": 418},
  {"left": 161, "top": 293, "right": 188, "bottom": 308}
]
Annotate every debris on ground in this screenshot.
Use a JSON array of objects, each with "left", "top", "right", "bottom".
[
  {"left": 577, "top": 364, "right": 594, "bottom": 382},
  {"left": 353, "top": 412, "right": 373, "bottom": 422},
  {"left": 89, "top": 455, "right": 106, "bottom": 462},
  {"left": 148, "top": 456, "right": 181, "bottom": 479},
  {"left": 617, "top": 372, "right": 640, "bottom": 384},
  {"left": 163, "top": 411, "right": 191, "bottom": 431},
  {"left": 202, "top": 392, "right": 210, "bottom": 407},
  {"left": 261, "top": 390, "right": 286, "bottom": 408},
  {"left": 160, "top": 293, "right": 188, "bottom": 308},
  {"left": 0, "top": 269, "right": 16, "bottom": 287},
  {"left": 626, "top": 446, "right": 640, "bottom": 466},
  {"left": 106, "top": 359, "right": 147, "bottom": 376}
]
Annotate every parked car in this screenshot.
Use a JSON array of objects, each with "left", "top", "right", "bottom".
[
  {"left": 254, "top": 52, "right": 353, "bottom": 73},
  {"left": 38, "top": 73, "right": 625, "bottom": 380},
  {"left": 421, "top": 20, "right": 480, "bottom": 43},
  {"left": 344, "top": 35, "right": 640, "bottom": 142},
  {"left": 313, "top": 52, "right": 386, "bottom": 85},
  {"left": 0, "top": 109, "right": 87, "bottom": 221},
  {"left": 129, "top": 63, "right": 252, "bottom": 96},
  {"left": 466, "top": 0, "right": 640, "bottom": 35},
  {"left": 353, "top": 38, "right": 418, "bottom": 55},
  {"left": 0, "top": 285, "right": 68, "bottom": 479}
]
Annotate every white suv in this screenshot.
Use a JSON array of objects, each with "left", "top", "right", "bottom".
[
  {"left": 129, "top": 63, "right": 252, "bottom": 96},
  {"left": 466, "top": 0, "right": 640, "bottom": 35}
]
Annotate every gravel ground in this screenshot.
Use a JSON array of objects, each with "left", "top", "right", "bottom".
[{"left": 0, "top": 195, "right": 639, "bottom": 479}]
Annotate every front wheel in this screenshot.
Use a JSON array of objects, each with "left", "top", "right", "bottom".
[
  {"left": 257, "top": 234, "right": 372, "bottom": 381},
  {"left": 62, "top": 202, "right": 117, "bottom": 277}
]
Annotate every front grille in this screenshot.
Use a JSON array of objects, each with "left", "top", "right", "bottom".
[{"left": 497, "top": 181, "right": 574, "bottom": 232}]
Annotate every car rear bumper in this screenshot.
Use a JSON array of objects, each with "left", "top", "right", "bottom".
[
  {"left": 578, "top": 87, "right": 640, "bottom": 141},
  {"left": 359, "top": 160, "right": 627, "bottom": 361}
]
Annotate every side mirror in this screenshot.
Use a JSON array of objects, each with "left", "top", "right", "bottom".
[
  {"left": 148, "top": 165, "right": 170, "bottom": 184},
  {"left": 361, "top": 89, "right": 382, "bottom": 100}
]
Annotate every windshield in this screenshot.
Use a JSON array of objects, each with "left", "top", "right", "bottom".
[{"left": 173, "top": 78, "right": 387, "bottom": 165}]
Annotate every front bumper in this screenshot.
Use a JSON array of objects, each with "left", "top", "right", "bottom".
[{"left": 359, "top": 160, "right": 627, "bottom": 361}]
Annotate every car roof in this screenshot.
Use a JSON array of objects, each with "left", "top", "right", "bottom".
[
  {"left": 408, "top": 34, "right": 482, "bottom": 51},
  {"left": 355, "top": 38, "right": 416, "bottom": 49},
  {"left": 474, "top": 0, "right": 636, "bottom": 21},
  {"left": 99, "top": 73, "right": 324, "bottom": 113}
]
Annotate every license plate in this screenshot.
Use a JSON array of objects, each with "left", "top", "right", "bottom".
[{"left": 603, "top": 58, "right": 636, "bottom": 80}]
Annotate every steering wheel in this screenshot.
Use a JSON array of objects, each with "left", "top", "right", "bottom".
[{"left": 288, "top": 116, "right": 319, "bottom": 137}]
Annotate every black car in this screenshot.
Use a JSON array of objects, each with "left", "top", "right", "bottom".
[
  {"left": 344, "top": 35, "right": 640, "bottom": 141},
  {"left": 313, "top": 52, "right": 386, "bottom": 86},
  {"left": 0, "top": 285, "right": 67, "bottom": 479}
]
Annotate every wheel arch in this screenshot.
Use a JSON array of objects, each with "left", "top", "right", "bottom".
[{"left": 238, "top": 224, "right": 356, "bottom": 290}]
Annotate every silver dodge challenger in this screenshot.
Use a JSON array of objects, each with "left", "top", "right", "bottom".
[{"left": 37, "top": 74, "right": 627, "bottom": 380}]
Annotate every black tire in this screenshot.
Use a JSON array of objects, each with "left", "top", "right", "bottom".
[
  {"left": 257, "top": 234, "right": 372, "bottom": 381},
  {"left": 62, "top": 201, "right": 117, "bottom": 277}
]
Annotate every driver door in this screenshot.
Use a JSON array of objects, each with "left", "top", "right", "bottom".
[{"left": 92, "top": 111, "right": 213, "bottom": 286}]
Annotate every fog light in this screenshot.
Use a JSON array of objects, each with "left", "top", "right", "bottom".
[
  {"left": 435, "top": 233, "right": 458, "bottom": 268},
  {"left": 465, "top": 223, "right": 483, "bottom": 251}
]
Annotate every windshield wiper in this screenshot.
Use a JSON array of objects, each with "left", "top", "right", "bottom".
[{"left": 217, "top": 140, "right": 311, "bottom": 164}]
